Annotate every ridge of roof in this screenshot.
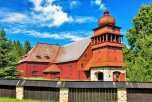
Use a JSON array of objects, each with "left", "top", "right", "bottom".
[
  {"left": 63, "top": 37, "right": 90, "bottom": 47},
  {"left": 37, "top": 42, "right": 61, "bottom": 46}
]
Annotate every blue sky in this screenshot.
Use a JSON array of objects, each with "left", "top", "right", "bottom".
[{"left": 0, "top": 0, "right": 151, "bottom": 46}]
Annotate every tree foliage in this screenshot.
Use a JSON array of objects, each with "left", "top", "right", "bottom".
[
  {"left": 24, "top": 40, "right": 32, "bottom": 54},
  {"left": 0, "top": 28, "right": 32, "bottom": 79},
  {"left": 124, "top": 4, "right": 152, "bottom": 82}
]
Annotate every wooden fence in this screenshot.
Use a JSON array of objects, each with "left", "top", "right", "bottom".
[
  {"left": 0, "top": 79, "right": 152, "bottom": 102},
  {"left": 127, "top": 88, "right": 152, "bottom": 102},
  {"left": 24, "top": 86, "right": 59, "bottom": 101},
  {"left": 69, "top": 88, "right": 117, "bottom": 102},
  {"left": 0, "top": 85, "right": 16, "bottom": 98}
]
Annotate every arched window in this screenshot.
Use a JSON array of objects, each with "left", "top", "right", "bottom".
[{"left": 98, "top": 72, "right": 104, "bottom": 81}]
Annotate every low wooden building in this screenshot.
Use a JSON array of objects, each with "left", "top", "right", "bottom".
[{"left": 17, "top": 9, "right": 126, "bottom": 81}]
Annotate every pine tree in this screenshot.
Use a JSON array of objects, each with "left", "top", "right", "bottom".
[
  {"left": 0, "top": 28, "right": 17, "bottom": 79},
  {"left": 124, "top": 4, "right": 152, "bottom": 82},
  {"left": 0, "top": 28, "right": 9, "bottom": 68},
  {"left": 13, "top": 40, "right": 24, "bottom": 61},
  {"left": 24, "top": 40, "right": 31, "bottom": 54}
]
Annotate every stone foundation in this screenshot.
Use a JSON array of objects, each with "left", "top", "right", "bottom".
[
  {"left": 59, "top": 88, "right": 69, "bottom": 102},
  {"left": 16, "top": 86, "right": 24, "bottom": 100},
  {"left": 117, "top": 88, "right": 127, "bottom": 102}
]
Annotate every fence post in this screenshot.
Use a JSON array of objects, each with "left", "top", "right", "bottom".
[
  {"left": 117, "top": 88, "right": 127, "bottom": 102},
  {"left": 59, "top": 88, "right": 69, "bottom": 102},
  {"left": 16, "top": 86, "right": 24, "bottom": 100}
]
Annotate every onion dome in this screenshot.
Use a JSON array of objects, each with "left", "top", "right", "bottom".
[{"left": 98, "top": 9, "right": 116, "bottom": 26}]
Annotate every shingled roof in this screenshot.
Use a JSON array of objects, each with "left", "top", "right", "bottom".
[
  {"left": 55, "top": 38, "right": 91, "bottom": 63},
  {"left": 19, "top": 43, "right": 61, "bottom": 63},
  {"left": 19, "top": 38, "right": 91, "bottom": 63}
]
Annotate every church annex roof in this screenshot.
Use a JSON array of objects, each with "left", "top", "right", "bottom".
[
  {"left": 19, "top": 38, "right": 91, "bottom": 63},
  {"left": 43, "top": 64, "right": 60, "bottom": 72}
]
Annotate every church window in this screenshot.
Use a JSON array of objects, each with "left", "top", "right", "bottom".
[
  {"left": 32, "top": 71, "right": 39, "bottom": 76},
  {"left": 98, "top": 72, "right": 104, "bottom": 81}
]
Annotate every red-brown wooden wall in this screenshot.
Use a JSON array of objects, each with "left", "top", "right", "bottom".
[{"left": 17, "top": 62, "right": 49, "bottom": 78}]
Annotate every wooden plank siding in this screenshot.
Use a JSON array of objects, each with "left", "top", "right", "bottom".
[
  {"left": 0, "top": 85, "right": 16, "bottom": 98},
  {"left": 69, "top": 88, "right": 117, "bottom": 102},
  {"left": 127, "top": 88, "right": 152, "bottom": 102},
  {"left": 24, "top": 86, "right": 59, "bottom": 101}
]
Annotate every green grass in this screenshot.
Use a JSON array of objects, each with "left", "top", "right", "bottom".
[{"left": 0, "top": 98, "right": 52, "bottom": 102}]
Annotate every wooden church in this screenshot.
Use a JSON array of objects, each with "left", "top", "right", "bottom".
[{"left": 17, "top": 10, "right": 126, "bottom": 81}]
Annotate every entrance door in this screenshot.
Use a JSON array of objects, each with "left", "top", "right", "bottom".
[{"left": 113, "top": 71, "right": 120, "bottom": 81}]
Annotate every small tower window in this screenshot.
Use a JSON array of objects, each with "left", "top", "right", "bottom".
[
  {"left": 95, "top": 37, "right": 97, "bottom": 44},
  {"left": 108, "top": 34, "right": 111, "bottom": 41},
  {"left": 112, "top": 35, "right": 116, "bottom": 42},
  {"left": 104, "top": 34, "right": 106, "bottom": 41},
  {"left": 98, "top": 37, "right": 100, "bottom": 43}
]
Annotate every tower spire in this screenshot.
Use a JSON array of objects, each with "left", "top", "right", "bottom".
[{"left": 104, "top": 8, "right": 109, "bottom": 15}]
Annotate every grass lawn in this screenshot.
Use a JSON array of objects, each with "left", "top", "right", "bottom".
[{"left": 0, "top": 98, "right": 54, "bottom": 102}]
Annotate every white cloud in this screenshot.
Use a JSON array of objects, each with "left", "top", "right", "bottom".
[
  {"left": 28, "top": 30, "right": 87, "bottom": 41},
  {"left": 7, "top": 26, "right": 91, "bottom": 41},
  {"left": 0, "top": 0, "right": 95, "bottom": 41},
  {"left": 91, "top": 0, "right": 105, "bottom": 10},
  {"left": 1, "top": 12, "right": 30, "bottom": 24},
  {"left": 70, "top": 1, "right": 77, "bottom": 8},
  {"left": 30, "top": 0, "right": 73, "bottom": 27},
  {"left": 25, "top": 30, "right": 61, "bottom": 39},
  {"left": 75, "top": 17, "right": 95, "bottom": 23},
  {"left": 62, "top": 33, "right": 84, "bottom": 41},
  {"left": 70, "top": 0, "right": 81, "bottom": 9},
  {"left": 0, "top": 0, "right": 96, "bottom": 28}
]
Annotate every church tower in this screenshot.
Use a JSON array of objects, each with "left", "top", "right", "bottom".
[{"left": 89, "top": 9, "right": 126, "bottom": 81}]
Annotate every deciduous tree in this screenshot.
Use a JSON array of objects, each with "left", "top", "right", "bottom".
[{"left": 124, "top": 4, "right": 152, "bottom": 82}]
